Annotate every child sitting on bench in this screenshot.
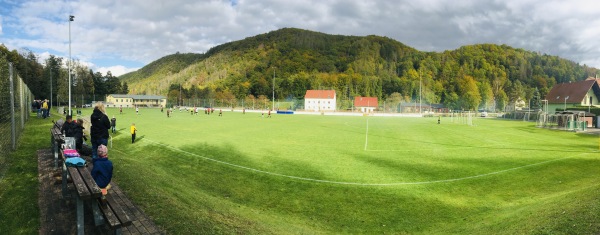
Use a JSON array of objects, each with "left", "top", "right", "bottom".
[{"left": 92, "top": 144, "right": 113, "bottom": 207}]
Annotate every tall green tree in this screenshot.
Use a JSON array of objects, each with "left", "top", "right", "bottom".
[{"left": 457, "top": 75, "right": 481, "bottom": 110}]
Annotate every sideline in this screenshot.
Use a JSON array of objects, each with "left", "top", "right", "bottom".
[{"left": 133, "top": 138, "right": 591, "bottom": 186}]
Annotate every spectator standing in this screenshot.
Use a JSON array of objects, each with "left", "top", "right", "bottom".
[
  {"left": 90, "top": 103, "right": 111, "bottom": 159},
  {"left": 35, "top": 100, "right": 41, "bottom": 118},
  {"left": 74, "top": 118, "right": 88, "bottom": 154},
  {"left": 41, "top": 100, "right": 49, "bottom": 119}
]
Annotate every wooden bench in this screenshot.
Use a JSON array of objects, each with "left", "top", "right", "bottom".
[
  {"left": 97, "top": 191, "right": 133, "bottom": 234},
  {"left": 50, "top": 119, "right": 65, "bottom": 168},
  {"left": 60, "top": 149, "right": 132, "bottom": 235}
]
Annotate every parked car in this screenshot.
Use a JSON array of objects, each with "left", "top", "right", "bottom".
[{"left": 481, "top": 111, "right": 488, "bottom": 117}]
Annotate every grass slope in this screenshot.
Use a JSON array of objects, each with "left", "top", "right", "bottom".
[
  {"left": 0, "top": 115, "right": 55, "bottom": 234},
  {"left": 3, "top": 109, "right": 599, "bottom": 234},
  {"left": 96, "top": 108, "right": 600, "bottom": 234}
]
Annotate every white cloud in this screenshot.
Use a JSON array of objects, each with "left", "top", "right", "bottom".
[
  {"left": 95, "top": 65, "right": 139, "bottom": 77},
  {"left": 2, "top": 0, "right": 600, "bottom": 73}
]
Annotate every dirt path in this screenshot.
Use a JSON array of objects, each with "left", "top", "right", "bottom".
[{"left": 37, "top": 148, "right": 165, "bottom": 234}]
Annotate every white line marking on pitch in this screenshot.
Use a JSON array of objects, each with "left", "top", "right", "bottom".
[{"left": 135, "top": 138, "right": 592, "bottom": 186}]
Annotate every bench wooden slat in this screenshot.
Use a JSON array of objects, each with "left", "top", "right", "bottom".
[
  {"left": 98, "top": 197, "right": 123, "bottom": 229},
  {"left": 67, "top": 166, "right": 92, "bottom": 199},
  {"left": 51, "top": 128, "right": 64, "bottom": 144},
  {"left": 106, "top": 193, "right": 133, "bottom": 227},
  {"left": 79, "top": 166, "right": 102, "bottom": 198}
]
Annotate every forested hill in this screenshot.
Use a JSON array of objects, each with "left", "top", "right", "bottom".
[
  {"left": 120, "top": 27, "right": 598, "bottom": 111},
  {"left": 119, "top": 53, "right": 204, "bottom": 83}
]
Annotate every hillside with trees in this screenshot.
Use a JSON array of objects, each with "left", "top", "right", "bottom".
[{"left": 126, "top": 28, "right": 595, "bottom": 111}]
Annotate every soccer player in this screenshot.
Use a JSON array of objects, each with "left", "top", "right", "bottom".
[{"left": 130, "top": 123, "right": 138, "bottom": 143}]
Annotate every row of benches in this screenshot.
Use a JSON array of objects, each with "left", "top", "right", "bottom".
[{"left": 51, "top": 120, "right": 132, "bottom": 235}]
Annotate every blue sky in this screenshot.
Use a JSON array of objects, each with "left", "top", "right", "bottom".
[{"left": 1, "top": 0, "right": 600, "bottom": 77}]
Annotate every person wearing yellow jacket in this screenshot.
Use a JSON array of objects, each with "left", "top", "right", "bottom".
[
  {"left": 41, "top": 99, "right": 49, "bottom": 118},
  {"left": 130, "top": 123, "right": 138, "bottom": 144}
]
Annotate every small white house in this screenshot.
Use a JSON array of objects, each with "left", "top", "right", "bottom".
[
  {"left": 304, "top": 90, "right": 336, "bottom": 111},
  {"left": 354, "top": 97, "right": 378, "bottom": 113}
]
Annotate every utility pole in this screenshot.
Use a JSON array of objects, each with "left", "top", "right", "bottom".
[
  {"left": 272, "top": 67, "right": 276, "bottom": 111},
  {"left": 419, "top": 69, "right": 422, "bottom": 115},
  {"left": 68, "top": 15, "right": 74, "bottom": 116},
  {"left": 50, "top": 69, "right": 52, "bottom": 108}
]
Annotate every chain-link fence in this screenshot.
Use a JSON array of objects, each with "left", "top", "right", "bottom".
[
  {"left": 537, "top": 112, "right": 592, "bottom": 131},
  {"left": 170, "top": 98, "right": 446, "bottom": 114},
  {"left": 0, "top": 58, "right": 34, "bottom": 160},
  {"left": 500, "top": 110, "right": 542, "bottom": 122}
]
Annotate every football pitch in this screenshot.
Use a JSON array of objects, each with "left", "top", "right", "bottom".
[{"left": 99, "top": 108, "right": 600, "bottom": 234}]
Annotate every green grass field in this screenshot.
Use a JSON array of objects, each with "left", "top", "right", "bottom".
[
  {"left": 94, "top": 108, "right": 600, "bottom": 234},
  {"left": 8, "top": 107, "right": 593, "bottom": 234}
]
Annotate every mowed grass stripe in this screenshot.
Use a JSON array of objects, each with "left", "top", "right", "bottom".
[{"left": 88, "top": 108, "right": 600, "bottom": 234}]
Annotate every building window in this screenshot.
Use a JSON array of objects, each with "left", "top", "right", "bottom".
[{"left": 590, "top": 96, "right": 593, "bottom": 105}]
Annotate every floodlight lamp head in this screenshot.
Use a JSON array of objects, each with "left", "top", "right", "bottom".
[{"left": 69, "top": 15, "right": 75, "bottom": 21}]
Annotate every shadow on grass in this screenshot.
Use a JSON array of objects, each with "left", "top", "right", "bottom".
[{"left": 112, "top": 138, "right": 467, "bottom": 234}]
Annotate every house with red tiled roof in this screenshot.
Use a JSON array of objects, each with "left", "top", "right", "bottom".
[
  {"left": 304, "top": 90, "right": 336, "bottom": 111},
  {"left": 544, "top": 78, "right": 600, "bottom": 112},
  {"left": 354, "top": 97, "right": 378, "bottom": 113}
]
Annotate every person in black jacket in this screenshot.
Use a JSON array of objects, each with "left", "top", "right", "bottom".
[
  {"left": 90, "top": 103, "right": 111, "bottom": 159},
  {"left": 61, "top": 115, "right": 78, "bottom": 138},
  {"left": 74, "top": 118, "right": 88, "bottom": 154}
]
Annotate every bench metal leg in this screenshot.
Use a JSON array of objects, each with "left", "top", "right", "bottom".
[
  {"left": 61, "top": 163, "right": 68, "bottom": 198},
  {"left": 76, "top": 196, "right": 84, "bottom": 235},
  {"left": 92, "top": 199, "right": 105, "bottom": 226},
  {"left": 53, "top": 142, "right": 59, "bottom": 168}
]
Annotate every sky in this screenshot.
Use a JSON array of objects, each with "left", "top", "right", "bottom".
[{"left": 1, "top": 0, "right": 600, "bottom": 77}]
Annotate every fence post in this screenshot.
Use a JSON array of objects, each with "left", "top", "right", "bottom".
[
  {"left": 9, "top": 62, "right": 16, "bottom": 150},
  {"left": 20, "top": 77, "right": 25, "bottom": 129}
]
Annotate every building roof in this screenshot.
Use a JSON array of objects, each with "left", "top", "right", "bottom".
[
  {"left": 304, "top": 90, "right": 336, "bottom": 99},
  {"left": 544, "top": 78, "right": 600, "bottom": 104},
  {"left": 354, "top": 97, "right": 378, "bottom": 107},
  {"left": 108, "top": 94, "right": 166, "bottom": 100}
]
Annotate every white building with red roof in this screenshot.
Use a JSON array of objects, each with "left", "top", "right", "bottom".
[
  {"left": 304, "top": 90, "right": 336, "bottom": 111},
  {"left": 354, "top": 97, "right": 378, "bottom": 113}
]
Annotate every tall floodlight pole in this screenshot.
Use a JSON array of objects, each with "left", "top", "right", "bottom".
[
  {"left": 50, "top": 70, "right": 52, "bottom": 108},
  {"left": 68, "top": 15, "right": 74, "bottom": 116},
  {"left": 272, "top": 67, "right": 275, "bottom": 111},
  {"left": 419, "top": 69, "right": 422, "bottom": 115}
]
